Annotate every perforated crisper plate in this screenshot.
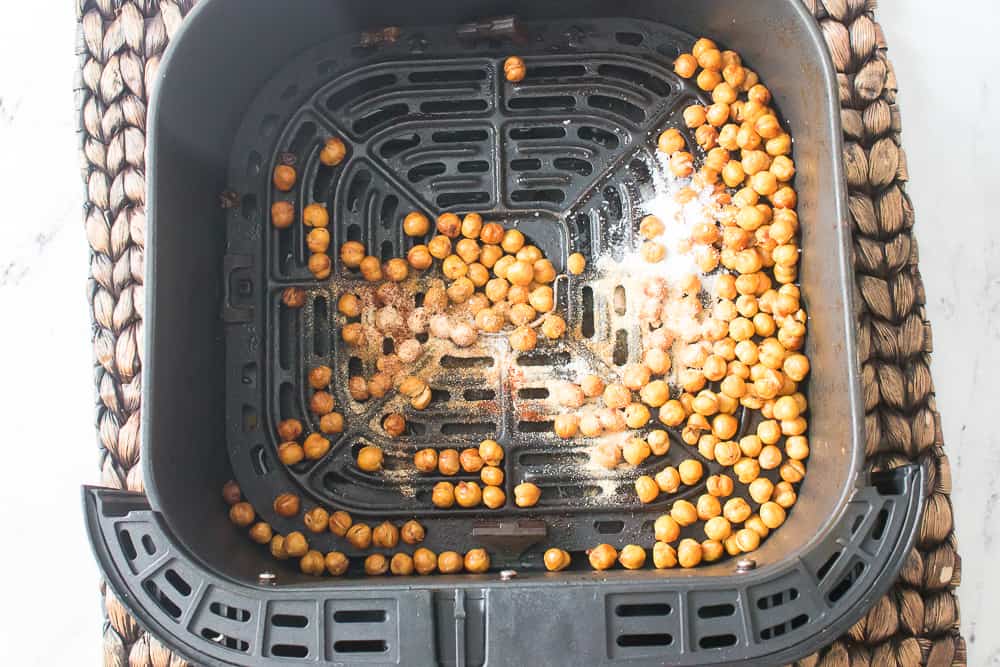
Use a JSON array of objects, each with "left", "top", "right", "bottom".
[{"left": 222, "top": 18, "right": 788, "bottom": 558}]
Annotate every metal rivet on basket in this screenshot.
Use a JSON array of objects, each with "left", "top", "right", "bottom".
[
  {"left": 258, "top": 571, "right": 277, "bottom": 585},
  {"left": 735, "top": 559, "right": 757, "bottom": 573},
  {"left": 499, "top": 569, "right": 518, "bottom": 581}
]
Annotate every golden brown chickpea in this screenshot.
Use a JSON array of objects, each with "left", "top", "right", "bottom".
[
  {"left": 544, "top": 548, "right": 571, "bottom": 571},
  {"left": 703, "top": 516, "right": 732, "bottom": 542},
  {"left": 472, "top": 466, "right": 501, "bottom": 489},
  {"left": 475, "top": 307, "right": 504, "bottom": 333},
  {"left": 668, "top": 500, "right": 696, "bottom": 527},
  {"left": 324, "top": 551, "right": 349, "bottom": 576},
  {"left": 785, "top": 435, "right": 809, "bottom": 461},
  {"left": 624, "top": 403, "right": 652, "bottom": 430},
  {"left": 400, "top": 520, "right": 425, "bottom": 545},
  {"left": 513, "top": 482, "right": 541, "bottom": 507},
  {"left": 673, "top": 53, "right": 698, "bottom": 78},
  {"left": 357, "top": 445, "right": 383, "bottom": 472},
  {"left": 697, "top": 494, "right": 722, "bottom": 521},
  {"left": 698, "top": 47, "right": 722, "bottom": 70},
  {"left": 646, "top": 430, "right": 670, "bottom": 457},
  {"left": 432, "top": 482, "right": 456, "bottom": 509},
  {"left": 503, "top": 260, "right": 531, "bottom": 288},
  {"left": 458, "top": 212, "right": 483, "bottom": 239},
  {"left": 308, "top": 366, "right": 332, "bottom": 390},
  {"left": 276, "top": 419, "right": 303, "bottom": 443},
  {"left": 677, "top": 538, "right": 703, "bottom": 568},
  {"left": 567, "top": 252, "right": 587, "bottom": 275},
  {"left": 654, "top": 466, "right": 680, "bottom": 494},
  {"left": 654, "top": 514, "right": 681, "bottom": 543},
  {"left": 302, "top": 507, "right": 330, "bottom": 534},
  {"left": 516, "top": 245, "right": 542, "bottom": 263},
  {"left": 553, "top": 413, "right": 580, "bottom": 439},
  {"left": 439, "top": 255, "right": 466, "bottom": 281},
  {"left": 479, "top": 222, "right": 504, "bottom": 245},
  {"left": 454, "top": 449, "right": 482, "bottom": 474},
  {"left": 423, "top": 237, "right": 449, "bottom": 263},
  {"left": 410, "top": 449, "right": 437, "bottom": 474},
  {"left": 745, "top": 515, "right": 770, "bottom": 539},
  {"left": 458, "top": 548, "right": 489, "bottom": 574},
  {"left": 278, "top": 442, "right": 305, "bottom": 466},
  {"left": 437, "top": 449, "right": 460, "bottom": 476},
  {"left": 328, "top": 510, "right": 352, "bottom": 537},
  {"left": 706, "top": 474, "right": 734, "bottom": 498},
  {"left": 602, "top": 383, "right": 630, "bottom": 410},
  {"left": 618, "top": 545, "right": 647, "bottom": 570},
  {"left": 403, "top": 244, "right": 431, "bottom": 270},
  {"left": 413, "top": 548, "right": 437, "bottom": 575},
  {"left": 692, "top": 391, "right": 719, "bottom": 416},
  {"left": 341, "top": 323, "right": 364, "bottom": 347},
  {"left": 723, "top": 497, "right": 752, "bottom": 524},
  {"left": 455, "top": 481, "right": 483, "bottom": 508},
  {"left": 696, "top": 123, "right": 719, "bottom": 149},
  {"left": 438, "top": 551, "right": 464, "bottom": 574},
  {"left": 229, "top": 502, "right": 255, "bottom": 527},
  {"left": 780, "top": 459, "right": 806, "bottom": 484},
  {"left": 532, "top": 258, "right": 556, "bottom": 284},
  {"left": 364, "top": 553, "right": 389, "bottom": 576},
  {"left": 310, "top": 391, "right": 335, "bottom": 415},
  {"left": 358, "top": 255, "right": 382, "bottom": 282},
  {"left": 271, "top": 200, "right": 295, "bottom": 229},
  {"left": 678, "top": 459, "right": 704, "bottom": 486},
  {"left": 697, "top": 68, "right": 722, "bottom": 92},
  {"left": 652, "top": 542, "right": 677, "bottom": 569},
  {"left": 701, "top": 539, "right": 725, "bottom": 562},
  {"left": 714, "top": 440, "right": 741, "bottom": 466},
  {"left": 620, "top": 364, "right": 651, "bottom": 391},
  {"left": 466, "top": 263, "right": 489, "bottom": 289},
  {"left": 285, "top": 531, "right": 309, "bottom": 557},
  {"left": 658, "top": 400, "right": 686, "bottom": 427},
  {"left": 447, "top": 279, "right": 476, "bottom": 306},
  {"left": 248, "top": 522, "right": 273, "bottom": 545},
  {"left": 619, "top": 437, "right": 649, "bottom": 467},
  {"left": 509, "top": 325, "right": 537, "bottom": 352},
  {"left": 303, "top": 203, "right": 329, "bottom": 228},
  {"left": 455, "top": 238, "right": 481, "bottom": 264},
  {"left": 273, "top": 164, "right": 296, "bottom": 191},
  {"left": 712, "top": 413, "right": 739, "bottom": 440},
  {"left": 436, "top": 212, "right": 461, "bottom": 238},
  {"left": 475, "top": 245, "right": 500, "bottom": 271},
  {"left": 541, "top": 315, "right": 567, "bottom": 340},
  {"left": 528, "top": 285, "right": 554, "bottom": 313},
  {"left": 479, "top": 440, "right": 504, "bottom": 466},
  {"left": 503, "top": 55, "right": 527, "bottom": 82},
  {"left": 301, "top": 550, "right": 326, "bottom": 576},
  {"left": 390, "top": 552, "right": 415, "bottom": 576},
  {"left": 683, "top": 104, "right": 707, "bottom": 128},
  {"left": 273, "top": 492, "right": 300, "bottom": 518},
  {"left": 588, "top": 543, "right": 618, "bottom": 571},
  {"left": 735, "top": 528, "right": 761, "bottom": 553},
  {"left": 319, "top": 136, "right": 347, "bottom": 166},
  {"left": 482, "top": 485, "right": 506, "bottom": 509},
  {"left": 372, "top": 521, "right": 400, "bottom": 549},
  {"left": 346, "top": 523, "right": 372, "bottom": 550},
  {"left": 773, "top": 481, "right": 798, "bottom": 509}
]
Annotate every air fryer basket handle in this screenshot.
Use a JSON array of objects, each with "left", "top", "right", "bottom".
[{"left": 83, "top": 463, "right": 923, "bottom": 667}]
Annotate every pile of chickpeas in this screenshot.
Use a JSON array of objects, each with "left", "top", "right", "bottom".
[{"left": 232, "top": 39, "right": 811, "bottom": 576}]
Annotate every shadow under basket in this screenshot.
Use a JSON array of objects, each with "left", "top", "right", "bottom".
[{"left": 84, "top": 1, "right": 924, "bottom": 665}]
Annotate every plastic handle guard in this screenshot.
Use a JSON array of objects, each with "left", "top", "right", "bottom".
[{"left": 84, "top": 463, "right": 924, "bottom": 667}]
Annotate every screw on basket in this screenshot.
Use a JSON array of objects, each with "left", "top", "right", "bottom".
[
  {"left": 499, "top": 569, "right": 518, "bottom": 581},
  {"left": 735, "top": 558, "right": 757, "bottom": 573},
  {"left": 258, "top": 571, "right": 277, "bottom": 586}
]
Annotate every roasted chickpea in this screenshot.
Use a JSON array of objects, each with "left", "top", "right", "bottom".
[
  {"left": 503, "top": 260, "right": 531, "bottom": 289},
  {"left": 320, "top": 550, "right": 348, "bottom": 576},
  {"left": 509, "top": 325, "right": 537, "bottom": 352},
  {"left": 551, "top": 413, "right": 579, "bottom": 439},
  {"left": 464, "top": 548, "right": 491, "bottom": 574},
  {"left": 600, "top": 384, "right": 630, "bottom": 410},
  {"left": 370, "top": 521, "right": 399, "bottom": 549},
  {"left": 303, "top": 203, "right": 329, "bottom": 228},
  {"left": 623, "top": 403, "right": 651, "bottom": 430},
  {"left": 400, "top": 520, "right": 425, "bottom": 545},
  {"left": 455, "top": 238, "right": 480, "bottom": 265},
  {"left": 780, "top": 459, "right": 806, "bottom": 483},
  {"left": 503, "top": 55, "right": 527, "bottom": 82},
  {"left": 337, "top": 242, "right": 365, "bottom": 271},
  {"left": 706, "top": 474, "right": 734, "bottom": 498},
  {"left": 342, "top": 522, "right": 371, "bottom": 550},
  {"left": 432, "top": 482, "right": 456, "bottom": 509},
  {"left": 478, "top": 440, "right": 503, "bottom": 466},
  {"left": 326, "top": 510, "right": 352, "bottom": 537},
  {"left": 785, "top": 435, "right": 809, "bottom": 460},
  {"left": 525, "top": 285, "right": 553, "bottom": 314},
  {"left": 541, "top": 315, "right": 567, "bottom": 340},
  {"left": 677, "top": 538, "right": 703, "bottom": 568},
  {"left": 673, "top": 53, "right": 698, "bottom": 78},
  {"left": 712, "top": 413, "right": 739, "bottom": 440},
  {"left": 618, "top": 544, "right": 647, "bottom": 570},
  {"left": 413, "top": 548, "right": 437, "bottom": 575},
  {"left": 482, "top": 485, "right": 506, "bottom": 509},
  {"left": 357, "top": 445, "right": 383, "bottom": 472},
  {"left": 362, "top": 553, "right": 388, "bottom": 576},
  {"left": 654, "top": 514, "right": 681, "bottom": 543},
  {"left": 229, "top": 502, "right": 255, "bottom": 527},
  {"left": 514, "top": 482, "right": 541, "bottom": 507},
  {"left": 245, "top": 521, "right": 272, "bottom": 545},
  {"left": 734, "top": 528, "right": 760, "bottom": 553},
  {"left": 773, "top": 481, "right": 798, "bottom": 509},
  {"left": 273, "top": 492, "right": 301, "bottom": 518},
  {"left": 390, "top": 552, "right": 415, "bottom": 576},
  {"left": 309, "top": 391, "right": 335, "bottom": 416},
  {"left": 657, "top": 400, "right": 685, "bottom": 427},
  {"left": 296, "top": 550, "right": 325, "bottom": 576},
  {"left": 271, "top": 200, "right": 295, "bottom": 229},
  {"left": 678, "top": 459, "right": 704, "bottom": 486},
  {"left": 436, "top": 212, "right": 461, "bottom": 238},
  {"left": 273, "top": 164, "right": 296, "bottom": 191},
  {"left": 544, "top": 548, "right": 571, "bottom": 571},
  {"left": 567, "top": 252, "right": 587, "bottom": 275},
  {"left": 652, "top": 542, "right": 678, "bottom": 569},
  {"left": 284, "top": 531, "right": 309, "bottom": 558},
  {"left": 309, "top": 253, "right": 332, "bottom": 279},
  {"left": 704, "top": 516, "right": 732, "bottom": 541},
  {"left": 358, "top": 255, "right": 382, "bottom": 282},
  {"left": 438, "top": 551, "right": 464, "bottom": 574},
  {"left": 650, "top": 466, "right": 677, "bottom": 494},
  {"left": 588, "top": 543, "right": 618, "bottom": 571},
  {"left": 278, "top": 441, "right": 305, "bottom": 466},
  {"left": 643, "top": 431, "right": 668, "bottom": 458},
  {"left": 303, "top": 507, "right": 330, "bottom": 534},
  {"left": 722, "top": 497, "right": 751, "bottom": 524},
  {"left": 461, "top": 213, "right": 484, "bottom": 239}
]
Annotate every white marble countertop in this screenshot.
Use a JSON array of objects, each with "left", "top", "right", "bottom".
[{"left": 0, "top": 1, "right": 995, "bottom": 664}]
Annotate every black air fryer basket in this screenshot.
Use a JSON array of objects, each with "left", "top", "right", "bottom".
[{"left": 84, "top": 1, "right": 924, "bottom": 665}]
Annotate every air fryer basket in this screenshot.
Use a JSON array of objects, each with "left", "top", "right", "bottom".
[{"left": 84, "top": 1, "right": 925, "bottom": 665}]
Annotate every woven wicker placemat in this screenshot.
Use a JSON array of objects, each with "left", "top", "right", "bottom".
[{"left": 76, "top": 0, "right": 965, "bottom": 664}]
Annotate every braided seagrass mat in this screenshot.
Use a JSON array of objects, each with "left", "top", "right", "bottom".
[{"left": 76, "top": 0, "right": 966, "bottom": 664}]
